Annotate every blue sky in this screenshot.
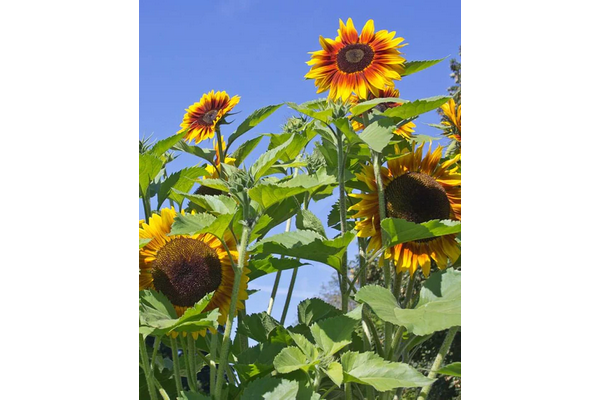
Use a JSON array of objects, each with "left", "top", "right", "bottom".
[{"left": 140, "top": 0, "right": 460, "bottom": 323}]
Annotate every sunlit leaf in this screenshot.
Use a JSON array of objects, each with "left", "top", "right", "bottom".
[
  {"left": 232, "top": 136, "right": 263, "bottom": 167},
  {"left": 297, "top": 298, "right": 341, "bottom": 326},
  {"left": 250, "top": 134, "right": 307, "bottom": 180},
  {"left": 350, "top": 97, "right": 404, "bottom": 116},
  {"left": 228, "top": 104, "right": 283, "bottom": 148},
  {"left": 157, "top": 167, "right": 207, "bottom": 208},
  {"left": 383, "top": 96, "right": 450, "bottom": 119},
  {"left": 401, "top": 58, "right": 447, "bottom": 77},
  {"left": 273, "top": 347, "right": 309, "bottom": 374},
  {"left": 296, "top": 209, "right": 327, "bottom": 238},
  {"left": 359, "top": 117, "right": 397, "bottom": 152},
  {"left": 247, "top": 256, "right": 306, "bottom": 281},
  {"left": 287, "top": 102, "right": 333, "bottom": 124},
  {"left": 172, "top": 141, "right": 216, "bottom": 164},
  {"left": 309, "top": 315, "right": 358, "bottom": 357},
  {"left": 380, "top": 218, "right": 461, "bottom": 247},
  {"left": 149, "top": 132, "right": 186, "bottom": 156},
  {"left": 139, "top": 154, "right": 163, "bottom": 197},
  {"left": 436, "top": 362, "right": 461, "bottom": 377},
  {"left": 169, "top": 212, "right": 234, "bottom": 240}
]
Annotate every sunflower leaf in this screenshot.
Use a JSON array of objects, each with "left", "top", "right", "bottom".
[
  {"left": 149, "top": 131, "right": 186, "bottom": 156},
  {"left": 297, "top": 298, "right": 342, "bottom": 326},
  {"left": 247, "top": 256, "right": 307, "bottom": 281},
  {"left": 250, "top": 230, "right": 355, "bottom": 272},
  {"left": 172, "top": 141, "right": 216, "bottom": 164},
  {"left": 309, "top": 315, "right": 359, "bottom": 357},
  {"left": 273, "top": 347, "right": 310, "bottom": 374},
  {"left": 242, "top": 377, "right": 298, "bottom": 400},
  {"left": 380, "top": 218, "right": 461, "bottom": 247},
  {"left": 436, "top": 362, "right": 461, "bottom": 377},
  {"left": 175, "top": 192, "right": 237, "bottom": 214},
  {"left": 169, "top": 212, "right": 234, "bottom": 240},
  {"left": 401, "top": 58, "right": 448, "bottom": 77},
  {"left": 231, "top": 136, "right": 264, "bottom": 167},
  {"left": 355, "top": 270, "right": 461, "bottom": 335},
  {"left": 340, "top": 351, "right": 434, "bottom": 391},
  {"left": 157, "top": 167, "right": 208, "bottom": 209},
  {"left": 349, "top": 97, "right": 405, "bottom": 116},
  {"left": 360, "top": 117, "right": 397, "bottom": 152},
  {"left": 139, "top": 154, "right": 164, "bottom": 197},
  {"left": 296, "top": 209, "right": 327, "bottom": 238},
  {"left": 383, "top": 96, "right": 450, "bottom": 119},
  {"left": 228, "top": 104, "right": 283, "bottom": 148},
  {"left": 250, "top": 134, "right": 307, "bottom": 180},
  {"left": 139, "top": 238, "right": 152, "bottom": 248},
  {"left": 287, "top": 102, "right": 333, "bottom": 124},
  {"left": 237, "top": 312, "right": 281, "bottom": 343}
]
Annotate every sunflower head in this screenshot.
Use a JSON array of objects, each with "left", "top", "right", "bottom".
[
  {"left": 441, "top": 98, "right": 461, "bottom": 142},
  {"left": 306, "top": 18, "right": 406, "bottom": 101},
  {"left": 349, "top": 144, "right": 461, "bottom": 277},
  {"left": 179, "top": 90, "right": 240, "bottom": 145},
  {"left": 139, "top": 208, "right": 248, "bottom": 333}
]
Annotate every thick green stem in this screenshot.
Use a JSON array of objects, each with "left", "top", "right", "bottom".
[
  {"left": 187, "top": 335, "right": 198, "bottom": 392},
  {"left": 179, "top": 337, "right": 194, "bottom": 392},
  {"left": 215, "top": 225, "right": 251, "bottom": 399},
  {"left": 209, "top": 333, "right": 218, "bottom": 396},
  {"left": 141, "top": 191, "right": 152, "bottom": 223},
  {"left": 169, "top": 337, "right": 183, "bottom": 396},
  {"left": 337, "top": 134, "right": 349, "bottom": 312},
  {"left": 345, "top": 382, "right": 352, "bottom": 400},
  {"left": 267, "top": 215, "right": 294, "bottom": 314},
  {"left": 280, "top": 267, "right": 298, "bottom": 325},
  {"left": 238, "top": 307, "right": 249, "bottom": 352},
  {"left": 417, "top": 327, "right": 459, "bottom": 400},
  {"left": 402, "top": 274, "right": 416, "bottom": 309},
  {"left": 215, "top": 127, "right": 225, "bottom": 178},
  {"left": 140, "top": 335, "right": 158, "bottom": 400}
]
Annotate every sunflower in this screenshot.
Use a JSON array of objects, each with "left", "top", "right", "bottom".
[
  {"left": 139, "top": 208, "right": 248, "bottom": 336},
  {"left": 441, "top": 98, "right": 461, "bottom": 142},
  {"left": 179, "top": 90, "right": 240, "bottom": 144},
  {"left": 348, "top": 86, "right": 416, "bottom": 140},
  {"left": 349, "top": 144, "right": 461, "bottom": 277},
  {"left": 306, "top": 18, "right": 406, "bottom": 101}
]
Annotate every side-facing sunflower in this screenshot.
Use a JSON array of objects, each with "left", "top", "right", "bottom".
[
  {"left": 348, "top": 86, "right": 416, "bottom": 140},
  {"left": 179, "top": 90, "right": 240, "bottom": 144},
  {"left": 349, "top": 144, "right": 461, "bottom": 277},
  {"left": 306, "top": 18, "right": 406, "bottom": 101},
  {"left": 139, "top": 208, "right": 248, "bottom": 335},
  {"left": 441, "top": 98, "right": 461, "bottom": 142}
]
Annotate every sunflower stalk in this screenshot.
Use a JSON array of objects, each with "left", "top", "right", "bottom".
[
  {"left": 280, "top": 266, "right": 298, "bottom": 324},
  {"left": 187, "top": 334, "right": 199, "bottom": 392},
  {"left": 169, "top": 337, "right": 183, "bottom": 395},
  {"left": 209, "top": 333, "right": 218, "bottom": 396},
  {"left": 215, "top": 126, "right": 225, "bottom": 179},
  {"left": 417, "top": 326, "right": 459, "bottom": 400},
  {"left": 336, "top": 131, "right": 350, "bottom": 313},
  {"left": 214, "top": 223, "right": 251, "bottom": 399},
  {"left": 139, "top": 334, "right": 159, "bottom": 400}
]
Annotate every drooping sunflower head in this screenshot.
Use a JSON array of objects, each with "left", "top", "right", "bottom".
[
  {"left": 349, "top": 144, "right": 461, "bottom": 277},
  {"left": 348, "top": 86, "right": 415, "bottom": 139},
  {"left": 179, "top": 90, "right": 240, "bottom": 144},
  {"left": 139, "top": 208, "right": 248, "bottom": 334},
  {"left": 306, "top": 18, "right": 406, "bottom": 101},
  {"left": 441, "top": 98, "right": 461, "bottom": 142}
]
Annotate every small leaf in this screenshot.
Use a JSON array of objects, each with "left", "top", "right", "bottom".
[
  {"left": 288, "top": 331, "right": 319, "bottom": 361},
  {"left": 172, "top": 141, "right": 216, "bottom": 164},
  {"left": 401, "top": 58, "right": 447, "bottom": 77},
  {"left": 360, "top": 118, "right": 397, "bottom": 153},
  {"left": 242, "top": 377, "right": 299, "bottom": 400},
  {"left": 297, "top": 298, "right": 342, "bottom": 326},
  {"left": 228, "top": 104, "right": 283, "bottom": 148},
  {"left": 380, "top": 218, "right": 461, "bottom": 247},
  {"left": 325, "top": 362, "right": 344, "bottom": 387},
  {"left": 341, "top": 351, "right": 434, "bottom": 391},
  {"left": 350, "top": 97, "right": 404, "bottom": 116},
  {"left": 309, "top": 315, "right": 358, "bottom": 357},
  {"left": 139, "top": 154, "right": 163, "bottom": 197},
  {"left": 296, "top": 209, "right": 327, "bottom": 237},
  {"left": 383, "top": 96, "right": 451, "bottom": 119},
  {"left": 250, "top": 134, "right": 307, "bottom": 180},
  {"left": 237, "top": 312, "right": 281, "bottom": 343},
  {"left": 149, "top": 132, "right": 186, "bottom": 156},
  {"left": 273, "top": 347, "right": 309, "bottom": 374},
  {"left": 232, "top": 136, "right": 263, "bottom": 167},
  {"left": 247, "top": 256, "right": 306, "bottom": 281},
  {"left": 436, "top": 362, "right": 461, "bottom": 377}
]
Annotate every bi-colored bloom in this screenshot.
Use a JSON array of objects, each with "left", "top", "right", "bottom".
[
  {"left": 349, "top": 144, "right": 461, "bottom": 277},
  {"left": 179, "top": 91, "right": 240, "bottom": 144},
  {"left": 441, "top": 98, "right": 461, "bottom": 142},
  {"left": 139, "top": 208, "right": 248, "bottom": 335},
  {"left": 348, "top": 86, "right": 415, "bottom": 140},
  {"left": 306, "top": 18, "right": 406, "bottom": 101}
]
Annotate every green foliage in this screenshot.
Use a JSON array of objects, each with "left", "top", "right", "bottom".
[
  {"left": 228, "top": 104, "right": 283, "bottom": 148},
  {"left": 149, "top": 132, "right": 186, "bottom": 157},
  {"left": 436, "top": 362, "right": 461, "bottom": 377},
  {"left": 172, "top": 140, "right": 216, "bottom": 164},
  {"left": 360, "top": 117, "right": 397, "bottom": 152},
  {"left": 157, "top": 167, "right": 207, "bottom": 208},
  {"left": 273, "top": 347, "right": 311, "bottom": 373},
  {"left": 247, "top": 256, "right": 307, "bottom": 281},
  {"left": 309, "top": 315, "right": 359, "bottom": 357},
  {"left": 139, "top": 153, "right": 163, "bottom": 197},
  {"left": 287, "top": 102, "right": 333, "bottom": 124},
  {"left": 383, "top": 96, "right": 451, "bottom": 119},
  {"left": 295, "top": 209, "right": 327, "bottom": 237},
  {"left": 169, "top": 212, "right": 234, "bottom": 239},
  {"left": 232, "top": 136, "right": 263, "bottom": 167},
  {"left": 237, "top": 312, "right": 281, "bottom": 343},
  {"left": 139, "top": 238, "right": 151, "bottom": 248},
  {"left": 380, "top": 218, "right": 461, "bottom": 247},
  {"left": 401, "top": 58, "right": 447, "bottom": 77},
  {"left": 349, "top": 97, "right": 403, "bottom": 116},
  {"left": 297, "top": 298, "right": 342, "bottom": 326},
  {"left": 250, "top": 134, "right": 307, "bottom": 179}
]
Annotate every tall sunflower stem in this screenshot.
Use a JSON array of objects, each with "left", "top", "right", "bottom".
[
  {"left": 187, "top": 334, "right": 198, "bottom": 392},
  {"left": 267, "top": 212, "right": 294, "bottom": 315},
  {"left": 169, "top": 336, "right": 183, "bottom": 396},
  {"left": 179, "top": 337, "right": 193, "bottom": 392},
  {"left": 215, "top": 224, "right": 251, "bottom": 399},
  {"left": 280, "top": 266, "right": 298, "bottom": 325},
  {"left": 209, "top": 332, "right": 218, "bottom": 396},
  {"left": 139, "top": 334, "right": 158, "bottom": 400},
  {"left": 215, "top": 127, "right": 225, "bottom": 178},
  {"left": 417, "top": 326, "right": 459, "bottom": 400},
  {"left": 337, "top": 133, "right": 349, "bottom": 313},
  {"left": 142, "top": 193, "right": 152, "bottom": 223},
  {"left": 402, "top": 273, "right": 416, "bottom": 309}
]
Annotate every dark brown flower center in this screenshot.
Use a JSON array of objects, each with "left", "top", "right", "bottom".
[
  {"left": 202, "top": 110, "right": 219, "bottom": 124},
  {"left": 384, "top": 172, "right": 450, "bottom": 229},
  {"left": 152, "top": 237, "right": 222, "bottom": 307},
  {"left": 337, "top": 44, "right": 374, "bottom": 73}
]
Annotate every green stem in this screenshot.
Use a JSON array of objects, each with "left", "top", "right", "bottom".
[
  {"left": 140, "top": 334, "right": 158, "bottom": 400},
  {"left": 345, "top": 382, "right": 352, "bottom": 400},
  {"left": 402, "top": 274, "right": 416, "bottom": 309},
  {"left": 337, "top": 133, "right": 349, "bottom": 313},
  {"left": 280, "top": 267, "right": 298, "bottom": 325},
  {"left": 389, "top": 326, "right": 405, "bottom": 360},
  {"left": 267, "top": 215, "right": 294, "bottom": 315},
  {"left": 238, "top": 307, "right": 249, "bottom": 353},
  {"left": 209, "top": 333, "right": 218, "bottom": 396},
  {"left": 187, "top": 335, "right": 198, "bottom": 392},
  {"left": 215, "top": 225, "right": 251, "bottom": 399},
  {"left": 179, "top": 337, "right": 194, "bottom": 392},
  {"left": 151, "top": 337, "right": 161, "bottom": 373},
  {"left": 417, "top": 327, "right": 459, "bottom": 400},
  {"left": 169, "top": 337, "right": 183, "bottom": 396},
  {"left": 215, "top": 127, "right": 225, "bottom": 178},
  {"left": 141, "top": 190, "right": 152, "bottom": 223},
  {"left": 393, "top": 268, "right": 402, "bottom": 302}
]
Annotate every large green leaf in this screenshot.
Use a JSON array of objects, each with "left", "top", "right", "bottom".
[
  {"left": 401, "top": 58, "right": 447, "bottom": 77},
  {"left": 237, "top": 312, "right": 281, "bottom": 343},
  {"left": 359, "top": 117, "right": 397, "bottom": 152},
  {"left": 287, "top": 331, "right": 319, "bottom": 361},
  {"left": 380, "top": 218, "right": 461, "bottom": 247},
  {"left": 149, "top": 132, "right": 186, "bottom": 156},
  {"left": 436, "top": 362, "right": 461, "bottom": 377},
  {"left": 169, "top": 212, "right": 234, "bottom": 240},
  {"left": 249, "top": 134, "right": 306, "bottom": 180},
  {"left": 341, "top": 351, "right": 434, "bottom": 391},
  {"left": 232, "top": 136, "right": 263, "bottom": 167},
  {"left": 175, "top": 192, "right": 237, "bottom": 214},
  {"left": 324, "top": 362, "right": 344, "bottom": 387},
  {"left": 350, "top": 97, "right": 404, "bottom": 116},
  {"left": 383, "top": 96, "right": 450, "bottom": 119},
  {"left": 355, "top": 270, "right": 461, "bottom": 335},
  {"left": 242, "top": 376, "right": 311, "bottom": 400},
  {"left": 296, "top": 209, "right": 326, "bottom": 237},
  {"left": 172, "top": 141, "right": 216, "bottom": 164},
  {"left": 247, "top": 256, "right": 306, "bottom": 281},
  {"left": 297, "top": 298, "right": 342, "bottom": 326},
  {"left": 273, "top": 347, "right": 309, "bottom": 374},
  {"left": 286, "top": 102, "right": 333, "bottom": 124},
  {"left": 251, "top": 230, "right": 355, "bottom": 272},
  {"left": 139, "top": 154, "right": 163, "bottom": 197},
  {"left": 309, "top": 315, "right": 358, "bottom": 357},
  {"left": 157, "top": 167, "right": 207, "bottom": 208},
  {"left": 228, "top": 104, "right": 283, "bottom": 148},
  {"left": 248, "top": 169, "right": 336, "bottom": 209}
]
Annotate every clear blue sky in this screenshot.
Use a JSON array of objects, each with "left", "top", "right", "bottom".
[{"left": 140, "top": 0, "right": 461, "bottom": 323}]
